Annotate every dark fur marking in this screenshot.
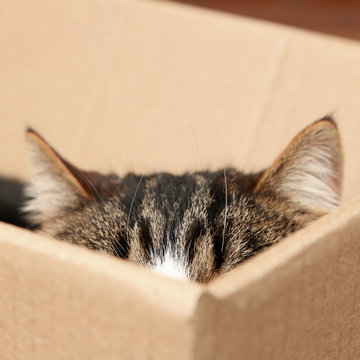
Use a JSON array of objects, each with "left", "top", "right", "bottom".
[
  {"left": 185, "top": 220, "right": 205, "bottom": 263},
  {"left": 138, "top": 217, "right": 153, "bottom": 260}
]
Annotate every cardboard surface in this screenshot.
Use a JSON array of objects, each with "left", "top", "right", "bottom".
[
  {"left": 1, "top": 0, "right": 360, "bottom": 358},
  {"left": 0, "top": 223, "right": 202, "bottom": 359},
  {"left": 1, "top": 0, "right": 360, "bottom": 203},
  {"left": 205, "top": 196, "right": 360, "bottom": 359}
]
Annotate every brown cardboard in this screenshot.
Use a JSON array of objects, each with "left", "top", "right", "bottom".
[
  {"left": 1, "top": 0, "right": 360, "bottom": 358},
  {"left": 203, "top": 197, "right": 360, "bottom": 359},
  {"left": 0, "top": 223, "right": 202, "bottom": 359}
]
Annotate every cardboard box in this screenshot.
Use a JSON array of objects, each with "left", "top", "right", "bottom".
[{"left": 1, "top": 0, "right": 360, "bottom": 358}]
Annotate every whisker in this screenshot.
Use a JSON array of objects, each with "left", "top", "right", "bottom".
[
  {"left": 81, "top": 134, "right": 172, "bottom": 258},
  {"left": 125, "top": 136, "right": 172, "bottom": 246},
  {"left": 77, "top": 172, "right": 125, "bottom": 256},
  {"left": 126, "top": 174, "right": 145, "bottom": 244},
  {"left": 221, "top": 168, "right": 228, "bottom": 252}
]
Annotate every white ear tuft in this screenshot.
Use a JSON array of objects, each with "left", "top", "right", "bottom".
[
  {"left": 256, "top": 118, "right": 343, "bottom": 212},
  {"left": 24, "top": 129, "right": 91, "bottom": 225}
]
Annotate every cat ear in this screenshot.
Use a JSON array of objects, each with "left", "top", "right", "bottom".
[
  {"left": 255, "top": 117, "right": 343, "bottom": 212},
  {"left": 24, "top": 129, "right": 102, "bottom": 224}
]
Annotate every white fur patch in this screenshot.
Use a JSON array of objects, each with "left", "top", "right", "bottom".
[
  {"left": 24, "top": 137, "right": 80, "bottom": 224},
  {"left": 24, "top": 172, "right": 78, "bottom": 224},
  {"left": 279, "top": 130, "right": 341, "bottom": 211},
  {"left": 151, "top": 251, "right": 189, "bottom": 281}
]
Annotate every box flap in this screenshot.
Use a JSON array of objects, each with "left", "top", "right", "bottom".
[
  {"left": 202, "top": 197, "right": 360, "bottom": 359},
  {"left": 2, "top": 0, "right": 360, "bottom": 200},
  {"left": 0, "top": 223, "right": 202, "bottom": 359}
]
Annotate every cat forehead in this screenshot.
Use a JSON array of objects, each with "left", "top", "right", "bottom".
[
  {"left": 125, "top": 171, "right": 219, "bottom": 187},
  {"left": 121, "top": 173, "right": 212, "bottom": 212},
  {"left": 119, "top": 169, "right": 245, "bottom": 195},
  {"left": 116, "top": 170, "right": 236, "bottom": 210}
]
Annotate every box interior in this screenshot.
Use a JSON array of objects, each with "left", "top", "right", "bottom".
[{"left": 1, "top": 0, "right": 360, "bottom": 358}]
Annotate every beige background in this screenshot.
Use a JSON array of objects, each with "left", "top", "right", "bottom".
[{"left": 1, "top": 0, "right": 360, "bottom": 203}]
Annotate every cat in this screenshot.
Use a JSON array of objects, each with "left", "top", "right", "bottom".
[{"left": 23, "top": 117, "right": 343, "bottom": 283}]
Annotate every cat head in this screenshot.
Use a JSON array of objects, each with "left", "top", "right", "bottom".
[{"left": 24, "top": 117, "right": 343, "bottom": 283}]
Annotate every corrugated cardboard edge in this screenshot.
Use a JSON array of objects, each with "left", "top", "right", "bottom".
[
  {"left": 193, "top": 196, "right": 360, "bottom": 359},
  {"left": 3, "top": 198, "right": 359, "bottom": 359},
  {"left": 0, "top": 223, "right": 203, "bottom": 359}
]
